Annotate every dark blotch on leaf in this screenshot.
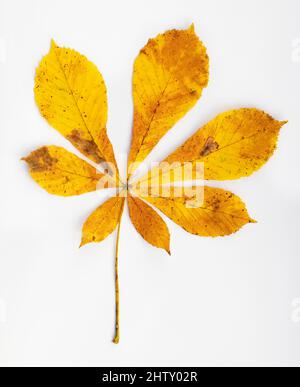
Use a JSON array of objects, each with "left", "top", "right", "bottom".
[
  {"left": 67, "top": 129, "right": 103, "bottom": 163},
  {"left": 200, "top": 136, "right": 219, "bottom": 157},
  {"left": 23, "top": 147, "right": 57, "bottom": 172}
]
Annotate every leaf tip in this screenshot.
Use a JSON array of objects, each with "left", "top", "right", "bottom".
[
  {"left": 188, "top": 23, "right": 195, "bottom": 33},
  {"left": 280, "top": 120, "right": 288, "bottom": 127},
  {"left": 50, "top": 39, "right": 58, "bottom": 50},
  {"left": 79, "top": 239, "right": 87, "bottom": 248},
  {"left": 21, "top": 154, "right": 32, "bottom": 167}
]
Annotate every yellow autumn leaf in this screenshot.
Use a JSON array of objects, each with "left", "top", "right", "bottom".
[
  {"left": 136, "top": 108, "right": 287, "bottom": 185},
  {"left": 35, "top": 40, "right": 118, "bottom": 177},
  {"left": 81, "top": 196, "right": 125, "bottom": 247},
  {"left": 128, "top": 194, "right": 170, "bottom": 254},
  {"left": 127, "top": 25, "right": 209, "bottom": 177},
  {"left": 22, "top": 146, "right": 104, "bottom": 196},
  {"left": 24, "top": 25, "right": 286, "bottom": 344}
]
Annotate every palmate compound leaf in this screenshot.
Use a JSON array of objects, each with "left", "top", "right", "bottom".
[
  {"left": 23, "top": 25, "right": 286, "bottom": 344},
  {"left": 127, "top": 24, "right": 209, "bottom": 178},
  {"left": 35, "top": 40, "right": 119, "bottom": 178}
]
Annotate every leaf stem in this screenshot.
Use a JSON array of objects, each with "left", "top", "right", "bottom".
[{"left": 112, "top": 200, "right": 124, "bottom": 344}]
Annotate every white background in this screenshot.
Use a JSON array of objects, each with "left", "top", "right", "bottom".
[{"left": 0, "top": 0, "right": 300, "bottom": 366}]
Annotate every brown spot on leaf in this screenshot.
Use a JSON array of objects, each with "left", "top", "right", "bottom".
[
  {"left": 200, "top": 136, "right": 219, "bottom": 157},
  {"left": 23, "top": 147, "right": 57, "bottom": 172},
  {"left": 67, "top": 130, "right": 103, "bottom": 163}
]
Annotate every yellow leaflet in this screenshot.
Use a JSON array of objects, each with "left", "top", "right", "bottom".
[
  {"left": 128, "top": 25, "right": 209, "bottom": 177},
  {"left": 35, "top": 40, "right": 118, "bottom": 177},
  {"left": 137, "top": 186, "right": 255, "bottom": 237},
  {"left": 128, "top": 194, "right": 170, "bottom": 254},
  {"left": 23, "top": 146, "right": 104, "bottom": 196},
  {"left": 81, "top": 196, "right": 125, "bottom": 247},
  {"left": 136, "top": 108, "right": 287, "bottom": 184}
]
